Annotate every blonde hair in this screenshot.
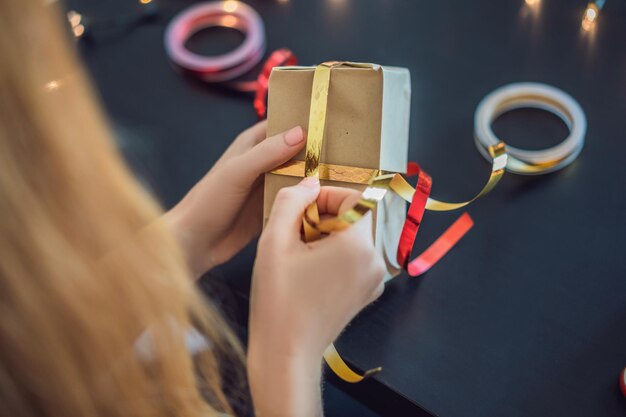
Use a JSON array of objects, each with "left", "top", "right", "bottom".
[{"left": 0, "top": 1, "right": 245, "bottom": 416}]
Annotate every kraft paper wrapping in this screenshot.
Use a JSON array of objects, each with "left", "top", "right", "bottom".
[{"left": 263, "top": 65, "right": 411, "bottom": 280}]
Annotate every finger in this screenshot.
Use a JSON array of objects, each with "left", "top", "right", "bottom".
[
  {"left": 216, "top": 120, "right": 268, "bottom": 167},
  {"left": 233, "top": 119, "right": 268, "bottom": 149},
  {"left": 227, "top": 126, "right": 305, "bottom": 188},
  {"left": 234, "top": 180, "right": 264, "bottom": 234},
  {"left": 264, "top": 177, "right": 320, "bottom": 246},
  {"left": 214, "top": 183, "right": 265, "bottom": 259},
  {"left": 309, "top": 210, "right": 375, "bottom": 253},
  {"left": 369, "top": 252, "right": 387, "bottom": 302},
  {"left": 334, "top": 211, "right": 375, "bottom": 245},
  {"left": 316, "top": 186, "right": 363, "bottom": 216}
]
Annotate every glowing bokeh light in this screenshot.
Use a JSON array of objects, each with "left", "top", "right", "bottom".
[
  {"left": 220, "top": 15, "right": 238, "bottom": 27},
  {"left": 581, "top": 2, "right": 600, "bottom": 32},
  {"left": 67, "top": 11, "right": 81, "bottom": 27},
  {"left": 223, "top": 0, "right": 239, "bottom": 13},
  {"left": 73, "top": 24, "right": 85, "bottom": 38}
]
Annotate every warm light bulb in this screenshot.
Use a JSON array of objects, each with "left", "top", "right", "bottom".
[
  {"left": 67, "top": 11, "right": 86, "bottom": 38},
  {"left": 67, "top": 11, "right": 82, "bottom": 27},
  {"left": 581, "top": 2, "right": 600, "bottom": 31},
  {"left": 520, "top": 0, "right": 541, "bottom": 19},
  {"left": 220, "top": 15, "right": 238, "bottom": 27},
  {"left": 223, "top": 0, "right": 239, "bottom": 13},
  {"left": 139, "top": 0, "right": 152, "bottom": 4},
  {"left": 72, "top": 24, "right": 85, "bottom": 38}
]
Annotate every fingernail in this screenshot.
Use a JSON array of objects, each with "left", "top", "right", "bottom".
[
  {"left": 284, "top": 126, "right": 304, "bottom": 146},
  {"left": 299, "top": 176, "right": 320, "bottom": 189}
]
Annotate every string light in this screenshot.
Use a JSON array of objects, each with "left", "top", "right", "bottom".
[
  {"left": 521, "top": 0, "right": 541, "bottom": 18},
  {"left": 519, "top": 0, "right": 542, "bottom": 21},
  {"left": 582, "top": 0, "right": 605, "bottom": 31},
  {"left": 67, "top": 10, "right": 86, "bottom": 39},
  {"left": 223, "top": 0, "right": 239, "bottom": 13},
  {"left": 220, "top": 15, "right": 238, "bottom": 27},
  {"left": 67, "top": 10, "right": 81, "bottom": 27}
]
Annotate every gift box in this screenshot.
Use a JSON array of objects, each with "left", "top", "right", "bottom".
[{"left": 263, "top": 63, "right": 411, "bottom": 280}]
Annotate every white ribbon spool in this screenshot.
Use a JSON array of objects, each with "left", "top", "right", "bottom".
[{"left": 474, "top": 82, "right": 586, "bottom": 175}]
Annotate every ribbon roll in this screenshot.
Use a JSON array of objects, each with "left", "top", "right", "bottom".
[
  {"left": 474, "top": 82, "right": 586, "bottom": 175},
  {"left": 164, "top": 1, "right": 296, "bottom": 118},
  {"left": 164, "top": 1, "right": 265, "bottom": 83}
]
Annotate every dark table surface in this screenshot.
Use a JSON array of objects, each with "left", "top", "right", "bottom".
[{"left": 68, "top": 0, "right": 626, "bottom": 415}]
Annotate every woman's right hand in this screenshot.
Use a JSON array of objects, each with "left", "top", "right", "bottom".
[{"left": 247, "top": 178, "right": 386, "bottom": 417}]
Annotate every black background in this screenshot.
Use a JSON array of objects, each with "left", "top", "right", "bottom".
[{"left": 66, "top": 0, "right": 626, "bottom": 416}]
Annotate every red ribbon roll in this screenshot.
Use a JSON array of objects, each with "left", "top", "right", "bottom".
[{"left": 164, "top": 1, "right": 296, "bottom": 118}]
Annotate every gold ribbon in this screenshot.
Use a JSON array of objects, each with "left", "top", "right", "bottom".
[
  {"left": 272, "top": 161, "right": 379, "bottom": 184},
  {"left": 301, "top": 63, "right": 331, "bottom": 241},
  {"left": 323, "top": 344, "right": 382, "bottom": 383},
  {"left": 272, "top": 62, "right": 508, "bottom": 383},
  {"left": 424, "top": 142, "right": 507, "bottom": 211}
]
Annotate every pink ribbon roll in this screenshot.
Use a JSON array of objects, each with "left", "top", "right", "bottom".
[{"left": 164, "top": 1, "right": 265, "bottom": 86}]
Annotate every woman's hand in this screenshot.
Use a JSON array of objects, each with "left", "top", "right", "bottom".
[
  {"left": 164, "top": 121, "right": 305, "bottom": 278},
  {"left": 247, "top": 179, "right": 387, "bottom": 417}
]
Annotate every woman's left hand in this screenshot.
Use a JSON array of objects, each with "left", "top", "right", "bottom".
[{"left": 164, "top": 121, "right": 305, "bottom": 278}]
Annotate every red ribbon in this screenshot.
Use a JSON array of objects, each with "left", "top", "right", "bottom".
[
  {"left": 397, "top": 162, "right": 475, "bottom": 277},
  {"left": 407, "top": 213, "right": 474, "bottom": 276},
  {"left": 254, "top": 48, "right": 297, "bottom": 119},
  {"left": 396, "top": 163, "right": 432, "bottom": 269}
]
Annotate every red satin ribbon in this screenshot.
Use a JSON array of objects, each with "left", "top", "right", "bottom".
[
  {"left": 254, "top": 48, "right": 297, "bottom": 118},
  {"left": 397, "top": 163, "right": 432, "bottom": 269},
  {"left": 397, "top": 162, "right": 475, "bottom": 277},
  {"left": 407, "top": 212, "right": 474, "bottom": 276},
  {"left": 228, "top": 48, "right": 296, "bottom": 118}
]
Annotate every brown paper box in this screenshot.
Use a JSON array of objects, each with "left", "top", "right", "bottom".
[{"left": 263, "top": 64, "right": 411, "bottom": 280}]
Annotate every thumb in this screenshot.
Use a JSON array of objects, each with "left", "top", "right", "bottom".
[
  {"left": 228, "top": 126, "right": 305, "bottom": 188},
  {"left": 264, "top": 177, "right": 320, "bottom": 246}
]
